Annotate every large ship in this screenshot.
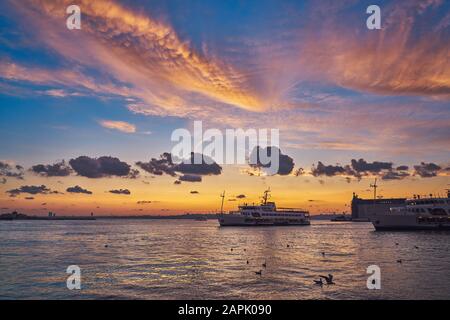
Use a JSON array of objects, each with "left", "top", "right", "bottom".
[
  {"left": 218, "top": 189, "right": 310, "bottom": 227},
  {"left": 371, "top": 190, "right": 450, "bottom": 231}
]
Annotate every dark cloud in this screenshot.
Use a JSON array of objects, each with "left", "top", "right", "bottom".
[
  {"left": 6, "top": 185, "right": 57, "bottom": 197},
  {"left": 109, "top": 189, "right": 131, "bottom": 195},
  {"left": 351, "top": 159, "right": 392, "bottom": 173},
  {"left": 236, "top": 194, "right": 246, "bottom": 199},
  {"left": 381, "top": 170, "right": 410, "bottom": 180},
  {"left": 66, "top": 185, "right": 93, "bottom": 194},
  {"left": 413, "top": 162, "right": 442, "bottom": 178},
  {"left": 136, "top": 153, "right": 177, "bottom": 176},
  {"left": 311, "top": 161, "right": 347, "bottom": 177},
  {"left": 190, "top": 191, "right": 199, "bottom": 194},
  {"left": 0, "top": 161, "right": 9, "bottom": 170},
  {"left": 179, "top": 174, "right": 202, "bottom": 182},
  {"left": 137, "top": 201, "right": 152, "bottom": 205},
  {"left": 137, "top": 152, "right": 222, "bottom": 184},
  {"left": 127, "top": 169, "right": 140, "bottom": 179},
  {"left": 31, "top": 161, "right": 72, "bottom": 177},
  {"left": 175, "top": 153, "right": 222, "bottom": 176},
  {"left": 69, "top": 156, "right": 132, "bottom": 178},
  {"left": 0, "top": 161, "right": 24, "bottom": 179},
  {"left": 312, "top": 158, "right": 405, "bottom": 180},
  {"left": 249, "top": 146, "right": 294, "bottom": 175},
  {"left": 311, "top": 158, "right": 446, "bottom": 181}
]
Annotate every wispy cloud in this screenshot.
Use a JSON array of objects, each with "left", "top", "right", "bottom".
[
  {"left": 99, "top": 120, "right": 136, "bottom": 134},
  {"left": 0, "top": 0, "right": 448, "bottom": 159},
  {"left": 7, "top": 0, "right": 265, "bottom": 113}
]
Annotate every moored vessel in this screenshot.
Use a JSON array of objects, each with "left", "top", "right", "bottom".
[
  {"left": 218, "top": 189, "right": 310, "bottom": 227},
  {"left": 371, "top": 190, "right": 450, "bottom": 231}
]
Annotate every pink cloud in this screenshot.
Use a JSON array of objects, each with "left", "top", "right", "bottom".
[{"left": 99, "top": 120, "right": 136, "bottom": 133}]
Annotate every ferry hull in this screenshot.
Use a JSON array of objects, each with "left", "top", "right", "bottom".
[
  {"left": 371, "top": 214, "right": 450, "bottom": 231},
  {"left": 374, "top": 225, "right": 450, "bottom": 231},
  {"left": 218, "top": 214, "right": 310, "bottom": 227}
]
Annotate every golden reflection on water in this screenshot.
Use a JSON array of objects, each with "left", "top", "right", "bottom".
[{"left": 1, "top": 219, "right": 450, "bottom": 299}]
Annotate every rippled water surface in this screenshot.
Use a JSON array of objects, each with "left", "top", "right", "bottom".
[{"left": 1, "top": 219, "right": 450, "bottom": 299}]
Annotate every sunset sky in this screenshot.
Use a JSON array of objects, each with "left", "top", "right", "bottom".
[{"left": 0, "top": 0, "right": 449, "bottom": 216}]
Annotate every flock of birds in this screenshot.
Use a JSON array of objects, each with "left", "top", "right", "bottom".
[
  {"left": 229, "top": 241, "right": 421, "bottom": 287},
  {"left": 231, "top": 245, "right": 337, "bottom": 287},
  {"left": 100, "top": 238, "right": 419, "bottom": 288}
]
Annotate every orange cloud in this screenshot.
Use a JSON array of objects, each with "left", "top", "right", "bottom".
[
  {"left": 16, "top": 0, "right": 265, "bottom": 112},
  {"left": 296, "top": 0, "right": 450, "bottom": 98},
  {"left": 99, "top": 120, "right": 136, "bottom": 133},
  {"left": 0, "top": 61, "right": 132, "bottom": 98}
]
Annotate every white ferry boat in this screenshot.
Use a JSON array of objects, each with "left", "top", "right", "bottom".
[
  {"left": 371, "top": 190, "right": 450, "bottom": 231},
  {"left": 218, "top": 189, "right": 310, "bottom": 227}
]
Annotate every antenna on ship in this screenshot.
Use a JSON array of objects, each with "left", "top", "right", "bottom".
[
  {"left": 220, "top": 191, "right": 225, "bottom": 214},
  {"left": 262, "top": 188, "right": 271, "bottom": 205},
  {"left": 370, "top": 178, "right": 378, "bottom": 202}
]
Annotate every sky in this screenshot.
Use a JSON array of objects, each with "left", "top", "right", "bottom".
[{"left": 0, "top": 0, "right": 449, "bottom": 216}]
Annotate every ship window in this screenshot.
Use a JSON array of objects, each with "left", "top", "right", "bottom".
[{"left": 429, "top": 208, "right": 447, "bottom": 216}]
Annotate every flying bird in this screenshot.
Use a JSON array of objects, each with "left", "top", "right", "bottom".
[
  {"left": 314, "top": 278, "right": 324, "bottom": 286},
  {"left": 319, "top": 274, "right": 335, "bottom": 285}
]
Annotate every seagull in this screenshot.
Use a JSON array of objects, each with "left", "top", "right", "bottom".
[
  {"left": 321, "top": 252, "right": 326, "bottom": 257},
  {"left": 255, "top": 270, "right": 262, "bottom": 276},
  {"left": 246, "top": 260, "right": 249, "bottom": 265},
  {"left": 414, "top": 246, "right": 419, "bottom": 249},
  {"left": 314, "top": 278, "right": 324, "bottom": 286},
  {"left": 395, "top": 243, "right": 399, "bottom": 246},
  {"left": 104, "top": 244, "right": 109, "bottom": 248},
  {"left": 397, "top": 259, "right": 402, "bottom": 264},
  {"left": 262, "top": 261, "right": 267, "bottom": 268},
  {"left": 231, "top": 248, "right": 233, "bottom": 252},
  {"left": 287, "top": 244, "right": 290, "bottom": 248},
  {"left": 319, "top": 274, "right": 335, "bottom": 285}
]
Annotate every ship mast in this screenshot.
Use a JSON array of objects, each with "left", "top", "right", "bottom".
[
  {"left": 220, "top": 191, "right": 225, "bottom": 214},
  {"left": 370, "top": 178, "right": 378, "bottom": 202},
  {"left": 369, "top": 178, "right": 378, "bottom": 216},
  {"left": 262, "top": 188, "right": 271, "bottom": 205}
]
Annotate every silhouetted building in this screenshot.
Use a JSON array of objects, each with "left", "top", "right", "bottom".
[{"left": 351, "top": 193, "right": 406, "bottom": 221}]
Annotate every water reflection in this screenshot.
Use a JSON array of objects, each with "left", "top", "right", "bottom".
[{"left": 0, "top": 220, "right": 450, "bottom": 299}]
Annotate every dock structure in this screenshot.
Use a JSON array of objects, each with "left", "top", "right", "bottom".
[{"left": 351, "top": 193, "right": 406, "bottom": 221}]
